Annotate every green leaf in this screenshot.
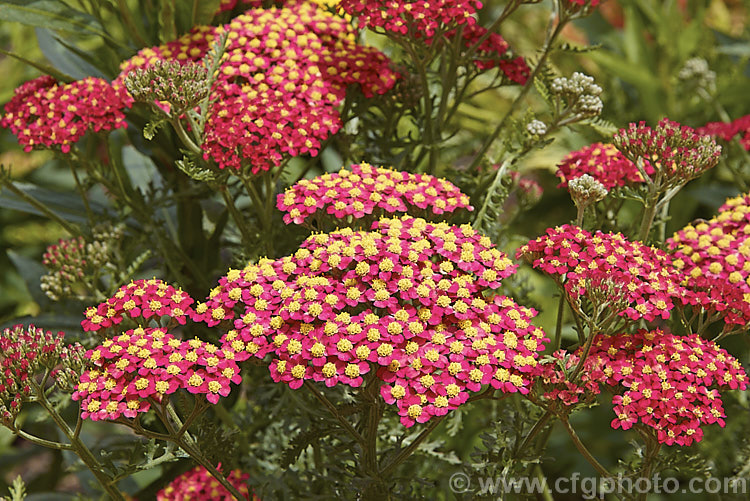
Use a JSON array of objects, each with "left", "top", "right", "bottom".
[
  {"left": 143, "top": 119, "right": 168, "bottom": 141},
  {"left": 0, "top": 47, "right": 73, "bottom": 82},
  {"left": 587, "top": 50, "right": 659, "bottom": 90},
  {"left": 159, "top": 0, "right": 178, "bottom": 42},
  {"left": 0, "top": 182, "right": 110, "bottom": 224},
  {"left": 36, "top": 28, "right": 106, "bottom": 80},
  {"left": 0, "top": 0, "right": 113, "bottom": 41},
  {"left": 7, "top": 250, "right": 49, "bottom": 309},
  {"left": 191, "top": 0, "right": 221, "bottom": 26}
]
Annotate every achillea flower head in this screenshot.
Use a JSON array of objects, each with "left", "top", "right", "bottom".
[
  {"left": 0, "top": 325, "right": 86, "bottom": 425},
  {"left": 668, "top": 193, "right": 750, "bottom": 326},
  {"left": 119, "top": 2, "right": 399, "bottom": 172},
  {"left": 198, "top": 216, "right": 547, "bottom": 426},
  {"left": 1, "top": 76, "right": 133, "bottom": 153},
  {"left": 697, "top": 114, "right": 750, "bottom": 151},
  {"left": 588, "top": 330, "right": 747, "bottom": 446},
  {"left": 678, "top": 57, "right": 716, "bottom": 93},
  {"left": 157, "top": 465, "right": 257, "bottom": 500},
  {"left": 73, "top": 326, "right": 242, "bottom": 420},
  {"left": 517, "top": 224, "right": 689, "bottom": 321},
  {"left": 533, "top": 349, "right": 603, "bottom": 407},
  {"left": 568, "top": 173, "right": 608, "bottom": 208},
  {"left": 550, "top": 72, "right": 603, "bottom": 120},
  {"left": 613, "top": 118, "right": 722, "bottom": 183},
  {"left": 556, "top": 143, "right": 654, "bottom": 189},
  {"left": 340, "top": 0, "right": 529, "bottom": 82},
  {"left": 276, "top": 162, "right": 473, "bottom": 227},
  {"left": 123, "top": 59, "right": 210, "bottom": 114},
  {"left": 81, "top": 279, "right": 197, "bottom": 332}
]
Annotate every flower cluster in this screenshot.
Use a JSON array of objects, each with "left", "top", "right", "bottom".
[
  {"left": 517, "top": 224, "right": 688, "bottom": 322},
  {"left": 276, "top": 162, "right": 473, "bottom": 226},
  {"left": 567, "top": 173, "right": 608, "bottom": 209},
  {"left": 613, "top": 118, "right": 722, "bottom": 183},
  {"left": 81, "top": 279, "right": 196, "bottom": 332},
  {"left": 550, "top": 72, "right": 603, "bottom": 120},
  {"left": 123, "top": 59, "right": 210, "bottom": 115},
  {"left": 1, "top": 76, "right": 132, "bottom": 153},
  {"left": 72, "top": 326, "right": 242, "bottom": 420},
  {"left": 677, "top": 57, "right": 716, "bottom": 93},
  {"left": 196, "top": 216, "right": 547, "bottom": 426},
  {"left": 0, "top": 325, "right": 86, "bottom": 425},
  {"left": 120, "top": 2, "right": 399, "bottom": 171},
  {"left": 555, "top": 143, "right": 654, "bottom": 189},
  {"left": 588, "top": 330, "right": 747, "bottom": 446},
  {"left": 697, "top": 115, "right": 750, "bottom": 151},
  {"left": 533, "top": 350, "right": 603, "bottom": 407},
  {"left": 339, "top": 0, "right": 529, "bottom": 82},
  {"left": 157, "top": 465, "right": 257, "bottom": 500},
  {"left": 339, "top": 0, "right": 481, "bottom": 39},
  {"left": 41, "top": 226, "right": 123, "bottom": 301},
  {"left": 668, "top": 193, "right": 750, "bottom": 327}
]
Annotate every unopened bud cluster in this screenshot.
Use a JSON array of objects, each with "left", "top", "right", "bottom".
[
  {"left": 526, "top": 119, "right": 547, "bottom": 136},
  {"left": 550, "top": 72, "right": 603, "bottom": 119},
  {"left": 41, "top": 226, "right": 123, "bottom": 301},
  {"left": 123, "top": 60, "right": 210, "bottom": 114},
  {"left": 678, "top": 57, "right": 716, "bottom": 93},
  {"left": 0, "top": 325, "right": 86, "bottom": 426},
  {"left": 568, "top": 174, "right": 608, "bottom": 207},
  {"left": 613, "top": 118, "right": 722, "bottom": 183}
]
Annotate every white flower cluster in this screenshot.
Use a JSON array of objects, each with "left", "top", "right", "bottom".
[{"left": 551, "top": 72, "right": 603, "bottom": 119}]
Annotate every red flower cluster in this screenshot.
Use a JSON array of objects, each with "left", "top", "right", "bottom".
[
  {"left": 517, "top": 224, "right": 688, "bottom": 322},
  {"left": 1, "top": 76, "right": 132, "bottom": 153},
  {"left": 555, "top": 143, "right": 654, "bottom": 189},
  {"left": 339, "top": 0, "right": 529, "bottom": 82},
  {"left": 588, "top": 330, "right": 747, "bottom": 446},
  {"left": 668, "top": 193, "right": 750, "bottom": 326},
  {"left": 613, "top": 118, "right": 721, "bottom": 182},
  {"left": 119, "top": 2, "right": 398, "bottom": 172},
  {"left": 0, "top": 325, "right": 85, "bottom": 424},
  {"left": 196, "top": 216, "right": 547, "bottom": 426},
  {"left": 534, "top": 350, "right": 603, "bottom": 407},
  {"left": 73, "top": 326, "right": 242, "bottom": 420},
  {"left": 81, "top": 279, "right": 197, "bottom": 332},
  {"left": 157, "top": 465, "right": 257, "bottom": 500},
  {"left": 276, "top": 162, "right": 473, "bottom": 226},
  {"left": 697, "top": 114, "right": 750, "bottom": 151}
]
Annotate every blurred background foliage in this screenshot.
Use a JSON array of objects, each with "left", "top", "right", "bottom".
[{"left": 2, "top": 0, "right": 750, "bottom": 499}]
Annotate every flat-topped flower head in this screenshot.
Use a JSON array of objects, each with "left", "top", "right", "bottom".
[
  {"left": 1, "top": 76, "right": 132, "bottom": 153},
  {"left": 517, "top": 224, "right": 689, "bottom": 322},
  {"left": 588, "top": 330, "right": 747, "bottom": 446},
  {"left": 200, "top": 216, "right": 546, "bottom": 426},
  {"left": 0, "top": 325, "right": 86, "bottom": 424},
  {"left": 73, "top": 327, "right": 242, "bottom": 421},
  {"left": 668, "top": 193, "right": 750, "bottom": 327},
  {"left": 556, "top": 143, "right": 654, "bottom": 189},
  {"left": 119, "top": 2, "right": 398, "bottom": 172},
  {"left": 157, "top": 465, "right": 257, "bottom": 500},
  {"left": 613, "top": 118, "right": 721, "bottom": 183},
  {"left": 277, "top": 162, "right": 473, "bottom": 227},
  {"left": 81, "top": 279, "right": 197, "bottom": 332}
]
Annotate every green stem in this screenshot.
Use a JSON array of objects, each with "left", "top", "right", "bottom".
[
  {"left": 560, "top": 417, "right": 612, "bottom": 478},
  {"left": 304, "top": 381, "right": 365, "bottom": 445},
  {"left": 0, "top": 175, "right": 79, "bottom": 236},
  {"left": 219, "top": 185, "right": 254, "bottom": 249},
  {"left": 15, "top": 429, "right": 73, "bottom": 450},
  {"left": 553, "top": 293, "right": 565, "bottom": 351},
  {"left": 31, "top": 380, "right": 124, "bottom": 500},
  {"left": 381, "top": 415, "right": 446, "bottom": 476},
  {"left": 466, "top": 10, "right": 568, "bottom": 172}
]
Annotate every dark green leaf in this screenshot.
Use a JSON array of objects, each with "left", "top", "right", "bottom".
[
  {"left": 7, "top": 250, "right": 49, "bottom": 309},
  {"left": 191, "top": 0, "right": 221, "bottom": 26},
  {"left": 36, "top": 28, "right": 107, "bottom": 80},
  {"left": 159, "top": 0, "right": 177, "bottom": 42},
  {"left": 0, "top": 0, "right": 111, "bottom": 40},
  {"left": 0, "top": 47, "right": 73, "bottom": 82}
]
